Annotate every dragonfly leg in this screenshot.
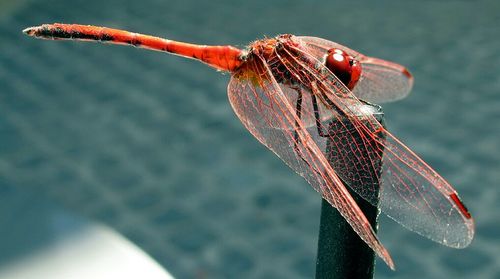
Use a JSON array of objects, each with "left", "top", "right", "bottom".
[
  {"left": 290, "top": 87, "right": 332, "bottom": 179},
  {"left": 292, "top": 88, "right": 325, "bottom": 175},
  {"left": 293, "top": 88, "right": 303, "bottom": 153},
  {"left": 311, "top": 94, "right": 331, "bottom": 137},
  {"left": 358, "top": 98, "right": 382, "bottom": 111}
]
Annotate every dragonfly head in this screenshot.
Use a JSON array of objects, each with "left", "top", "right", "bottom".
[{"left": 324, "top": 48, "right": 362, "bottom": 90}]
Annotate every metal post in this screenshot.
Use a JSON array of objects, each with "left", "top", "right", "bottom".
[{"left": 315, "top": 104, "right": 385, "bottom": 279}]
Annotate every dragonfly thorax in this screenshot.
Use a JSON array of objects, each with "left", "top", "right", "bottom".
[{"left": 246, "top": 35, "right": 305, "bottom": 87}]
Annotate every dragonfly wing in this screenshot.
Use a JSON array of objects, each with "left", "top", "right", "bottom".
[
  {"left": 227, "top": 57, "right": 395, "bottom": 269},
  {"left": 297, "top": 36, "right": 414, "bottom": 103},
  {"left": 286, "top": 37, "right": 474, "bottom": 248},
  {"left": 352, "top": 57, "right": 414, "bottom": 103},
  {"left": 378, "top": 133, "right": 474, "bottom": 248}
]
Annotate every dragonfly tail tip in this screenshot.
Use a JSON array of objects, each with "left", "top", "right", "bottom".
[{"left": 22, "top": 26, "right": 37, "bottom": 36}]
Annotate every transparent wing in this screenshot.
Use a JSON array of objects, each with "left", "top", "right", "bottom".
[
  {"left": 284, "top": 36, "right": 474, "bottom": 248},
  {"left": 297, "top": 36, "right": 414, "bottom": 103},
  {"left": 227, "top": 56, "right": 395, "bottom": 269}
]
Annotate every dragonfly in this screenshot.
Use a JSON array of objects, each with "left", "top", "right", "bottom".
[{"left": 23, "top": 23, "right": 474, "bottom": 269}]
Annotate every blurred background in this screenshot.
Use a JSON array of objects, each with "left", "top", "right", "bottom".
[{"left": 1, "top": 0, "right": 499, "bottom": 278}]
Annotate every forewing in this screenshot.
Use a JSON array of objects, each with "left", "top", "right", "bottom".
[
  {"left": 227, "top": 56, "right": 395, "bottom": 268},
  {"left": 286, "top": 37, "right": 474, "bottom": 248},
  {"left": 297, "top": 36, "right": 414, "bottom": 103}
]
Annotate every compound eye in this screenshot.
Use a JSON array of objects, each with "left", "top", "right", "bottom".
[{"left": 325, "top": 48, "right": 362, "bottom": 90}]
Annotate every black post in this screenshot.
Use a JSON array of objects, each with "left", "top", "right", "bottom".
[{"left": 315, "top": 104, "right": 385, "bottom": 279}]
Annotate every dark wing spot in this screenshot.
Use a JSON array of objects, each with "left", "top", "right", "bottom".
[{"left": 450, "top": 193, "right": 472, "bottom": 219}]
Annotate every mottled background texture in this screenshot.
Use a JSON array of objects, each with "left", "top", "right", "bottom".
[{"left": 1, "top": 0, "right": 499, "bottom": 278}]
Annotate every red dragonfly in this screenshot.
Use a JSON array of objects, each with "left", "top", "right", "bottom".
[{"left": 23, "top": 23, "right": 474, "bottom": 269}]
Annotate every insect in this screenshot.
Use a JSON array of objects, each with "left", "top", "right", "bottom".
[{"left": 23, "top": 23, "right": 474, "bottom": 269}]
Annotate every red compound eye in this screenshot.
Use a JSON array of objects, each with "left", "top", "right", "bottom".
[{"left": 325, "top": 48, "right": 362, "bottom": 90}]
